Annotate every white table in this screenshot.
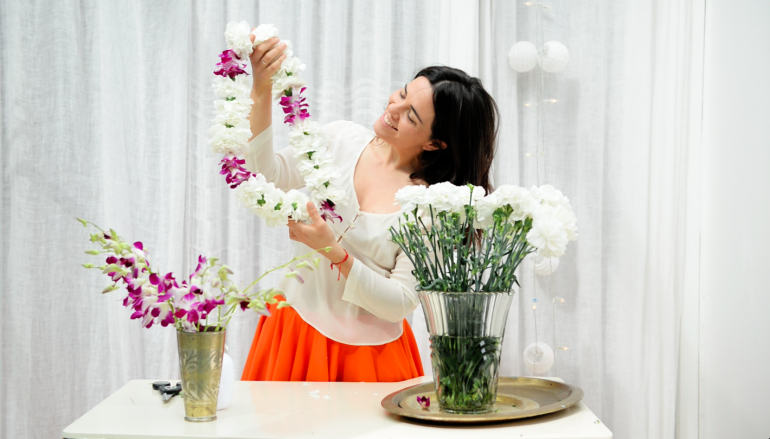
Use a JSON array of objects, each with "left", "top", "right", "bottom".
[{"left": 63, "top": 376, "right": 612, "bottom": 439}]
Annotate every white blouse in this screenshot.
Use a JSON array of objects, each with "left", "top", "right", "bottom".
[{"left": 243, "top": 120, "right": 420, "bottom": 346}]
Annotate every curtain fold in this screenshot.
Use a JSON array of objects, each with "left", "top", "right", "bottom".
[{"left": 0, "top": 1, "right": 701, "bottom": 438}]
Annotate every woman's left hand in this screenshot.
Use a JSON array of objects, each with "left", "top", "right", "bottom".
[{"left": 288, "top": 202, "right": 337, "bottom": 252}]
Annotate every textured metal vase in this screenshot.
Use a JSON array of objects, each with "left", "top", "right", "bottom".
[
  {"left": 418, "top": 290, "right": 515, "bottom": 414},
  {"left": 176, "top": 329, "right": 225, "bottom": 422}
]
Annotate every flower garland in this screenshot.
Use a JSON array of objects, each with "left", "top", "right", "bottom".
[{"left": 210, "top": 22, "right": 348, "bottom": 226}]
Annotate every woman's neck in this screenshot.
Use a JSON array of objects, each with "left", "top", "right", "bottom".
[{"left": 372, "top": 139, "right": 422, "bottom": 176}]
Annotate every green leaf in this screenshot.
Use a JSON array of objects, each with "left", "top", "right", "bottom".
[
  {"left": 81, "top": 263, "right": 95, "bottom": 269},
  {"left": 277, "top": 301, "right": 292, "bottom": 309},
  {"left": 85, "top": 249, "right": 100, "bottom": 255},
  {"left": 77, "top": 218, "right": 88, "bottom": 228}
]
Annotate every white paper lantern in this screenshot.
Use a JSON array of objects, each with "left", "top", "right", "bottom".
[
  {"left": 539, "top": 41, "right": 570, "bottom": 73},
  {"left": 508, "top": 41, "right": 538, "bottom": 72},
  {"left": 523, "top": 341, "right": 555, "bottom": 374},
  {"left": 534, "top": 254, "right": 560, "bottom": 276}
]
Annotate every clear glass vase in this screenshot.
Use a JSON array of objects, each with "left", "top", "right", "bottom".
[
  {"left": 176, "top": 328, "right": 225, "bottom": 422},
  {"left": 418, "top": 290, "right": 515, "bottom": 414}
]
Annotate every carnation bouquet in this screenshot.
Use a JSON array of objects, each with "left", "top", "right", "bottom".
[
  {"left": 390, "top": 182, "right": 577, "bottom": 413},
  {"left": 390, "top": 182, "right": 577, "bottom": 293}
]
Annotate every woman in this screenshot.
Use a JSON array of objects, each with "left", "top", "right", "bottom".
[{"left": 241, "top": 36, "right": 499, "bottom": 382}]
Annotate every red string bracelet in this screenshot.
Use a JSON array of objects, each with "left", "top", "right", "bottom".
[{"left": 330, "top": 249, "right": 349, "bottom": 281}]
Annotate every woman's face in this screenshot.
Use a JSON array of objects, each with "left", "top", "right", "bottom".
[{"left": 373, "top": 76, "right": 441, "bottom": 154}]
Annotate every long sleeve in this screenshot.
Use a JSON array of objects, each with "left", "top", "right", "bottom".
[
  {"left": 243, "top": 125, "right": 306, "bottom": 191},
  {"left": 244, "top": 121, "right": 354, "bottom": 191},
  {"left": 341, "top": 249, "right": 420, "bottom": 323}
]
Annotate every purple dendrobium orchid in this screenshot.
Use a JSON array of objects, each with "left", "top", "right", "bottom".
[
  {"left": 279, "top": 87, "right": 310, "bottom": 125},
  {"left": 82, "top": 220, "right": 318, "bottom": 333},
  {"left": 214, "top": 50, "right": 248, "bottom": 79},
  {"left": 219, "top": 156, "right": 254, "bottom": 189},
  {"left": 416, "top": 396, "right": 430, "bottom": 409},
  {"left": 319, "top": 200, "right": 343, "bottom": 224}
]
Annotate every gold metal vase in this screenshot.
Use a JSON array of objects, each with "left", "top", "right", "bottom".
[{"left": 176, "top": 328, "right": 225, "bottom": 422}]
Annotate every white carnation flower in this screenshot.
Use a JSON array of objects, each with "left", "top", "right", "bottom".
[
  {"left": 212, "top": 75, "right": 251, "bottom": 99},
  {"left": 474, "top": 194, "right": 498, "bottom": 228},
  {"left": 424, "top": 182, "right": 468, "bottom": 214},
  {"left": 251, "top": 24, "right": 280, "bottom": 45},
  {"left": 395, "top": 185, "right": 428, "bottom": 213},
  {"left": 209, "top": 122, "right": 251, "bottom": 155},
  {"left": 303, "top": 166, "right": 340, "bottom": 189},
  {"left": 214, "top": 98, "right": 253, "bottom": 122},
  {"left": 527, "top": 206, "right": 569, "bottom": 257},
  {"left": 283, "top": 189, "right": 311, "bottom": 222},
  {"left": 296, "top": 150, "right": 334, "bottom": 176},
  {"left": 291, "top": 120, "right": 323, "bottom": 136},
  {"left": 493, "top": 185, "right": 538, "bottom": 221},
  {"left": 212, "top": 107, "right": 252, "bottom": 128},
  {"left": 291, "top": 134, "right": 328, "bottom": 158},
  {"left": 234, "top": 175, "right": 268, "bottom": 210},
  {"left": 279, "top": 55, "right": 306, "bottom": 76},
  {"left": 234, "top": 175, "right": 288, "bottom": 228},
  {"left": 313, "top": 184, "right": 348, "bottom": 205},
  {"left": 225, "top": 21, "right": 254, "bottom": 58},
  {"left": 531, "top": 184, "right": 571, "bottom": 209},
  {"left": 554, "top": 204, "right": 578, "bottom": 241},
  {"left": 272, "top": 74, "right": 308, "bottom": 100}
]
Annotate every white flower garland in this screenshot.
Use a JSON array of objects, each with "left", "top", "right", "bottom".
[{"left": 210, "top": 22, "right": 348, "bottom": 226}]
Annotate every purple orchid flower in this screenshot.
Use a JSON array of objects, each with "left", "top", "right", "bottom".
[
  {"left": 279, "top": 87, "right": 311, "bottom": 125},
  {"left": 194, "top": 255, "right": 207, "bottom": 275},
  {"left": 318, "top": 200, "right": 343, "bottom": 224},
  {"left": 219, "top": 156, "right": 254, "bottom": 189},
  {"left": 214, "top": 50, "right": 248, "bottom": 79},
  {"left": 201, "top": 296, "right": 226, "bottom": 314},
  {"left": 416, "top": 396, "right": 430, "bottom": 409}
]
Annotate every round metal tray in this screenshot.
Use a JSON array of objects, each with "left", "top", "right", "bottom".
[{"left": 381, "top": 377, "right": 584, "bottom": 424}]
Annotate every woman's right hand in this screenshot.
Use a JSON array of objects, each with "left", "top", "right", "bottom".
[{"left": 249, "top": 33, "right": 287, "bottom": 94}]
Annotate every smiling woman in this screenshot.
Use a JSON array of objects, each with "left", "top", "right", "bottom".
[{"left": 240, "top": 44, "right": 500, "bottom": 382}]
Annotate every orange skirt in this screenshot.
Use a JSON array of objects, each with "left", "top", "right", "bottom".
[{"left": 241, "top": 301, "right": 424, "bottom": 382}]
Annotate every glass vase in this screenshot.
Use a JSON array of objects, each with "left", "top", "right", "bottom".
[
  {"left": 418, "top": 290, "right": 515, "bottom": 414},
  {"left": 176, "top": 328, "right": 225, "bottom": 422}
]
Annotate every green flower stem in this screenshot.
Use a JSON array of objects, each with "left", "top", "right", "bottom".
[{"left": 240, "top": 248, "right": 322, "bottom": 296}]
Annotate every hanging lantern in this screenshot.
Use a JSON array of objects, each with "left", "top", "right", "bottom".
[
  {"left": 523, "top": 341, "right": 555, "bottom": 374},
  {"left": 534, "top": 254, "right": 560, "bottom": 275},
  {"left": 539, "top": 41, "right": 570, "bottom": 72},
  {"left": 508, "top": 41, "right": 538, "bottom": 72}
]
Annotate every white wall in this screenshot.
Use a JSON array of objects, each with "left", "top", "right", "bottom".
[{"left": 700, "top": 0, "right": 770, "bottom": 437}]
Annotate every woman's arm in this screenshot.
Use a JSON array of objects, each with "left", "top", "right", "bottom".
[
  {"left": 288, "top": 203, "right": 419, "bottom": 323},
  {"left": 340, "top": 250, "right": 419, "bottom": 323},
  {"left": 248, "top": 36, "right": 285, "bottom": 141},
  {"left": 241, "top": 35, "right": 307, "bottom": 190}
]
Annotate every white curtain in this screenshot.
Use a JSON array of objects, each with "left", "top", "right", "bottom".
[{"left": 0, "top": 1, "right": 702, "bottom": 438}]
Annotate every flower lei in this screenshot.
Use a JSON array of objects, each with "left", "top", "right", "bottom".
[{"left": 210, "top": 22, "right": 348, "bottom": 226}]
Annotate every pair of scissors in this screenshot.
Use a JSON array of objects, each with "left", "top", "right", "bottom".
[{"left": 152, "top": 381, "right": 182, "bottom": 402}]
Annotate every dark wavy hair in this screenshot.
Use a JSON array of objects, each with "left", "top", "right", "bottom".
[{"left": 410, "top": 66, "right": 499, "bottom": 193}]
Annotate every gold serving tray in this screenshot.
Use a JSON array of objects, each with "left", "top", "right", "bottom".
[{"left": 381, "top": 377, "right": 584, "bottom": 424}]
